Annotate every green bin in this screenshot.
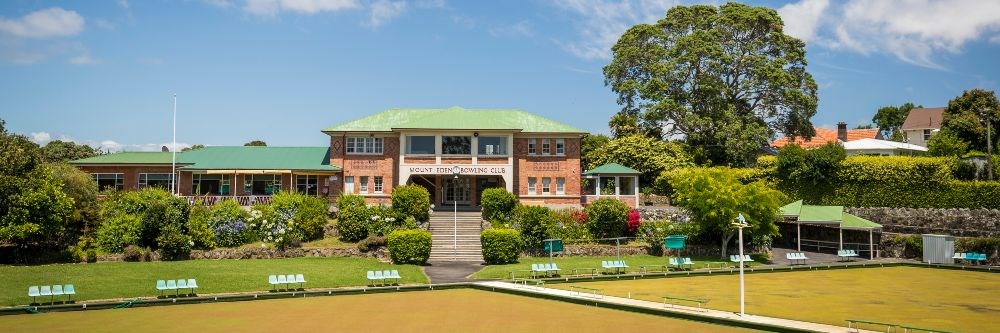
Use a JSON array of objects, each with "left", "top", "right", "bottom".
[{"left": 664, "top": 235, "right": 686, "bottom": 249}]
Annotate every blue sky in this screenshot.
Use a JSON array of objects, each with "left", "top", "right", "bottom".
[{"left": 2, "top": 0, "right": 999, "bottom": 151}]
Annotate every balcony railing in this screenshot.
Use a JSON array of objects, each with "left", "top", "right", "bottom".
[{"left": 185, "top": 195, "right": 272, "bottom": 206}]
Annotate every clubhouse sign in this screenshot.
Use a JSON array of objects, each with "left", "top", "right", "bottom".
[{"left": 405, "top": 165, "right": 509, "bottom": 175}]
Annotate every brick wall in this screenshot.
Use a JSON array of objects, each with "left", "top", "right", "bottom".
[
  {"left": 330, "top": 134, "right": 398, "bottom": 203},
  {"left": 74, "top": 165, "right": 175, "bottom": 191},
  {"left": 512, "top": 137, "right": 583, "bottom": 205}
]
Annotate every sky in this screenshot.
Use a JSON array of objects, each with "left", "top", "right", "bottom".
[{"left": 1, "top": 0, "right": 999, "bottom": 152}]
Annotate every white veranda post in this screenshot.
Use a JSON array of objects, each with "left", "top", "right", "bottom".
[
  {"left": 451, "top": 166, "right": 460, "bottom": 261},
  {"left": 733, "top": 213, "right": 749, "bottom": 317}
]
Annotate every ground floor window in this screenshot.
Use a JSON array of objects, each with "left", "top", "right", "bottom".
[
  {"left": 374, "top": 176, "right": 383, "bottom": 193},
  {"left": 527, "top": 177, "right": 537, "bottom": 194},
  {"left": 193, "top": 174, "right": 229, "bottom": 195},
  {"left": 93, "top": 173, "right": 124, "bottom": 191},
  {"left": 246, "top": 174, "right": 280, "bottom": 195},
  {"left": 345, "top": 176, "right": 355, "bottom": 194},
  {"left": 599, "top": 177, "right": 616, "bottom": 195},
  {"left": 556, "top": 177, "right": 565, "bottom": 195},
  {"left": 359, "top": 176, "right": 369, "bottom": 193},
  {"left": 295, "top": 175, "right": 318, "bottom": 195},
  {"left": 619, "top": 177, "right": 636, "bottom": 195},
  {"left": 542, "top": 177, "right": 551, "bottom": 194},
  {"left": 139, "top": 173, "right": 174, "bottom": 190}
]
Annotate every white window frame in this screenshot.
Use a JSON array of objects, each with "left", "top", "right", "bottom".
[
  {"left": 556, "top": 177, "right": 565, "bottom": 195},
  {"left": 405, "top": 135, "right": 436, "bottom": 155},
  {"left": 344, "top": 176, "right": 355, "bottom": 194},
  {"left": 374, "top": 176, "right": 383, "bottom": 193},
  {"left": 359, "top": 176, "right": 369, "bottom": 194},
  {"left": 556, "top": 139, "right": 565, "bottom": 155},
  {"left": 542, "top": 178, "right": 551, "bottom": 194},
  {"left": 138, "top": 173, "right": 174, "bottom": 190},
  {"left": 346, "top": 137, "right": 383, "bottom": 155},
  {"left": 923, "top": 129, "right": 932, "bottom": 141},
  {"left": 477, "top": 136, "right": 508, "bottom": 157},
  {"left": 528, "top": 139, "right": 536, "bottom": 155},
  {"left": 92, "top": 173, "right": 124, "bottom": 191},
  {"left": 527, "top": 177, "right": 537, "bottom": 195},
  {"left": 295, "top": 175, "right": 318, "bottom": 195},
  {"left": 542, "top": 139, "right": 550, "bottom": 155}
]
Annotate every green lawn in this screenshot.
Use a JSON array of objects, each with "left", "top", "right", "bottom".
[
  {"left": 471, "top": 255, "right": 743, "bottom": 279},
  {"left": 551, "top": 266, "right": 1000, "bottom": 332},
  {"left": 1, "top": 257, "right": 427, "bottom": 306}
]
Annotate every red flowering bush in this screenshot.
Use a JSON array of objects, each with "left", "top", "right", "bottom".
[
  {"left": 571, "top": 210, "right": 588, "bottom": 224},
  {"left": 627, "top": 209, "right": 641, "bottom": 234}
]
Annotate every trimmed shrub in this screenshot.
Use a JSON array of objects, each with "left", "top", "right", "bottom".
[
  {"left": 269, "top": 191, "right": 329, "bottom": 241},
  {"left": 84, "top": 250, "right": 97, "bottom": 263},
  {"left": 186, "top": 203, "right": 215, "bottom": 249},
  {"left": 336, "top": 194, "right": 366, "bottom": 211},
  {"left": 122, "top": 245, "right": 144, "bottom": 262},
  {"left": 515, "top": 205, "right": 555, "bottom": 249},
  {"left": 156, "top": 225, "right": 191, "bottom": 261},
  {"left": 391, "top": 185, "right": 431, "bottom": 222},
  {"left": 357, "top": 235, "right": 387, "bottom": 252},
  {"left": 585, "top": 198, "right": 630, "bottom": 239},
  {"left": 95, "top": 214, "right": 142, "bottom": 253},
  {"left": 387, "top": 229, "right": 431, "bottom": 265},
  {"left": 337, "top": 205, "right": 370, "bottom": 242},
  {"left": 99, "top": 188, "right": 189, "bottom": 249},
  {"left": 481, "top": 188, "right": 518, "bottom": 221},
  {"left": 481, "top": 229, "right": 524, "bottom": 264},
  {"left": 210, "top": 199, "right": 253, "bottom": 247}
]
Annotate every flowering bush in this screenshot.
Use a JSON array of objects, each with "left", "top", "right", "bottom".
[
  {"left": 548, "top": 208, "right": 591, "bottom": 242},
  {"left": 627, "top": 209, "right": 641, "bottom": 234},
  {"left": 367, "top": 206, "right": 401, "bottom": 237},
  {"left": 210, "top": 199, "right": 253, "bottom": 247},
  {"left": 254, "top": 206, "right": 301, "bottom": 249}
]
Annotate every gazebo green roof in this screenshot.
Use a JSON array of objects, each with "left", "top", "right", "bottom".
[
  {"left": 583, "top": 163, "right": 641, "bottom": 175},
  {"left": 71, "top": 147, "right": 340, "bottom": 172},
  {"left": 779, "top": 200, "right": 881, "bottom": 229},
  {"left": 70, "top": 152, "right": 181, "bottom": 165},
  {"left": 322, "top": 107, "right": 587, "bottom": 133}
]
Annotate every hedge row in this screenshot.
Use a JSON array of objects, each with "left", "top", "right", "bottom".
[
  {"left": 481, "top": 228, "right": 523, "bottom": 264},
  {"left": 387, "top": 229, "right": 431, "bottom": 265},
  {"left": 757, "top": 155, "right": 1000, "bottom": 209}
]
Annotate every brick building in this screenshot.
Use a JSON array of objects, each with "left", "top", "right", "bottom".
[{"left": 72, "top": 107, "right": 590, "bottom": 208}]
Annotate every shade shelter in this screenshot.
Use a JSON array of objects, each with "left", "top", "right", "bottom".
[
  {"left": 582, "top": 163, "right": 640, "bottom": 207},
  {"left": 780, "top": 200, "right": 882, "bottom": 259}
]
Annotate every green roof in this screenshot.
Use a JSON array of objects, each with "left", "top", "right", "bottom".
[
  {"left": 797, "top": 205, "right": 844, "bottom": 223},
  {"left": 71, "top": 147, "right": 340, "bottom": 172},
  {"left": 780, "top": 200, "right": 803, "bottom": 216},
  {"left": 178, "top": 147, "right": 339, "bottom": 171},
  {"left": 322, "top": 107, "right": 587, "bottom": 133},
  {"left": 841, "top": 213, "right": 882, "bottom": 230},
  {"left": 70, "top": 152, "right": 181, "bottom": 165},
  {"left": 583, "top": 163, "right": 641, "bottom": 175}
]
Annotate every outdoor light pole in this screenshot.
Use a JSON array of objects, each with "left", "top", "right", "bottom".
[
  {"left": 171, "top": 94, "right": 177, "bottom": 196},
  {"left": 732, "top": 213, "right": 749, "bottom": 317},
  {"left": 452, "top": 165, "right": 460, "bottom": 261}
]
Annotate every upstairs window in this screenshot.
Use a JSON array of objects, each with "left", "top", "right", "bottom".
[
  {"left": 528, "top": 139, "right": 536, "bottom": 155},
  {"left": 541, "top": 139, "right": 551, "bottom": 154},
  {"left": 923, "top": 129, "right": 932, "bottom": 141},
  {"left": 406, "top": 136, "right": 435, "bottom": 154},
  {"left": 477, "top": 136, "right": 507, "bottom": 156},
  {"left": 556, "top": 139, "right": 565, "bottom": 155},
  {"left": 346, "top": 137, "right": 383, "bottom": 154},
  {"left": 441, "top": 136, "right": 472, "bottom": 155}
]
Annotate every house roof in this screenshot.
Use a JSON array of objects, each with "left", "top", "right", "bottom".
[
  {"left": 779, "top": 200, "right": 881, "bottom": 229},
  {"left": 70, "top": 152, "right": 184, "bottom": 165},
  {"left": 771, "top": 128, "right": 880, "bottom": 148},
  {"left": 322, "top": 107, "right": 587, "bottom": 134},
  {"left": 71, "top": 147, "right": 340, "bottom": 172},
  {"left": 843, "top": 138, "right": 928, "bottom": 152},
  {"left": 583, "top": 163, "right": 641, "bottom": 175},
  {"left": 901, "top": 107, "right": 945, "bottom": 130}
]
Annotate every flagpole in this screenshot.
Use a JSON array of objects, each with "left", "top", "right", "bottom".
[{"left": 172, "top": 94, "right": 177, "bottom": 195}]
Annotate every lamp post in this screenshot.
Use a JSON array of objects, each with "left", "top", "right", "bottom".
[
  {"left": 451, "top": 165, "right": 460, "bottom": 261},
  {"left": 732, "top": 213, "right": 749, "bottom": 317}
]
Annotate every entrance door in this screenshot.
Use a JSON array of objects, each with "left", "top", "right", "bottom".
[{"left": 442, "top": 176, "right": 471, "bottom": 206}]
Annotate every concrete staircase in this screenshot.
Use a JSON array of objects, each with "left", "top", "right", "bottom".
[{"left": 428, "top": 211, "right": 483, "bottom": 262}]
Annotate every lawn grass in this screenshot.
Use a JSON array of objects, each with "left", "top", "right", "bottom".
[
  {"left": 0, "top": 289, "right": 753, "bottom": 333},
  {"left": 1, "top": 257, "right": 427, "bottom": 306},
  {"left": 550, "top": 266, "right": 1000, "bottom": 332},
  {"left": 470, "top": 254, "right": 743, "bottom": 279}
]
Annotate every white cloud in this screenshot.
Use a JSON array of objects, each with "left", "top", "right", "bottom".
[
  {"left": 414, "top": 0, "right": 445, "bottom": 9},
  {"left": 243, "top": 0, "right": 361, "bottom": 17},
  {"left": 551, "top": 0, "right": 679, "bottom": 60},
  {"left": 780, "top": 0, "right": 1000, "bottom": 70},
  {"left": 777, "top": 0, "right": 829, "bottom": 43},
  {"left": 366, "top": 0, "right": 407, "bottom": 28},
  {"left": 69, "top": 53, "right": 98, "bottom": 65},
  {"left": 30, "top": 132, "right": 52, "bottom": 144},
  {"left": 489, "top": 20, "right": 533, "bottom": 38},
  {"left": 0, "top": 7, "right": 85, "bottom": 39}
]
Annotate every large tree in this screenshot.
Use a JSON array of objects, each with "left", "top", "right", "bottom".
[
  {"left": 939, "top": 89, "right": 1000, "bottom": 153},
  {"left": 244, "top": 140, "right": 267, "bottom": 147},
  {"left": 585, "top": 135, "right": 693, "bottom": 187},
  {"left": 669, "top": 167, "right": 782, "bottom": 258},
  {"left": 872, "top": 102, "right": 920, "bottom": 141},
  {"left": 41, "top": 140, "right": 97, "bottom": 163},
  {"left": 580, "top": 134, "right": 610, "bottom": 171},
  {"left": 604, "top": 2, "right": 818, "bottom": 166}
]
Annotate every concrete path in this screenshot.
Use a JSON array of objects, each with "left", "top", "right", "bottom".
[
  {"left": 422, "top": 261, "right": 485, "bottom": 283},
  {"left": 474, "top": 281, "right": 878, "bottom": 333}
]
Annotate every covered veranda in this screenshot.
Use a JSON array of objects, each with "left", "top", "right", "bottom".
[
  {"left": 581, "top": 163, "right": 640, "bottom": 207},
  {"left": 779, "top": 200, "right": 883, "bottom": 259}
]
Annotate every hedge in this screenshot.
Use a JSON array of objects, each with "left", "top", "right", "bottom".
[
  {"left": 481, "top": 188, "right": 518, "bottom": 221},
  {"left": 391, "top": 185, "right": 431, "bottom": 222},
  {"left": 481, "top": 228, "right": 524, "bottom": 264},
  {"left": 584, "top": 198, "right": 630, "bottom": 239},
  {"left": 336, "top": 194, "right": 370, "bottom": 242},
  {"left": 387, "top": 229, "right": 431, "bottom": 265}
]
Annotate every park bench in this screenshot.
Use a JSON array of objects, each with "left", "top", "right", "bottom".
[
  {"left": 382, "top": 270, "right": 401, "bottom": 284},
  {"left": 156, "top": 279, "right": 198, "bottom": 297},
  {"left": 846, "top": 319, "right": 896, "bottom": 332},
  {"left": 568, "top": 286, "right": 602, "bottom": 299},
  {"left": 367, "top": 271, "right": 385, "bottom": 286},
  {"left": 785, "top": 252, "right": 809, "bottom": 265},
  {"left": 964, "top": 252, "right": 987, "bottom": 265},
  {"left": 27, "top": 284, "right": 75, "bottom": 304},
  {"left": 601, "top": 260, "right": 628, "bottom": 274},
  {"left": 729, "top": 255, "right": 754, "bottom": 267},
  {"left": 530, "top": 263, "right": 561, "bottom": 278},
  {"left": 661, "top": 295, "right": 710, "bottom": 310},
  {"left": 668, "top": 257, "right": 694, "bottom": 270},
  {"left": 270, "top": 274, "right": 306, "bottom": 290},
  {"left": 838, "top": 250, "right": 859, "bottom": 262}
]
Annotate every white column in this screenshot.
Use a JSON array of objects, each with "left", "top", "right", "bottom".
[
  {"left": 507, "top": 135, "right": 514, "bottom": 165},
  {"left": 595, "top": 176, "right": 601, "bottom": 198},
  {"left": 634, "top": 175, "right": 640, "bottom": 206},
  {"left": 471, "top": 135, "right": 478, "bottom": 164},
  {"left": 796, "top": 223, "right": 801, "bottom": 251},
  {"left": 615, "top": 176, "right": 620, "bottom": 195},
  {"left": 435, "top": 135, "right": 442, "bottom": 164},
  {"left": 839, "top": 227, "right": 843, "bottom": 250},
  {"left": 869, "top": 229, "right": 874, "bottom": 260}
]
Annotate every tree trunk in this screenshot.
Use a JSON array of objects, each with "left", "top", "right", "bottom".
[{"left": 720, "top": 231, "right": 735, "bottom": 259}]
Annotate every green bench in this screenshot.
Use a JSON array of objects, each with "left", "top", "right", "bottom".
[
  {"left": 568, "top": 286, "right": 603, "bottom": 299},
  {"left": 846, "top": 319, "right": 897, "bottom": 332},
  {"left": 661, "top": 295, "right": 709, "bottom": 310}
]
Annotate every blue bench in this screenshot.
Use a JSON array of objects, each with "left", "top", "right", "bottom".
[
  {"left": 28, "top": 284, "right": 76, "bottom": 304},
  {"left": 530, "top": 263, "right": 561, "bottom": 278},
  {"left": 837, "top": 250, "right": 859, "bottom": 262},
  {"left": 601, "top": 260, "right": 628, "bottom": 274},
  {"left": 785, "top": 252, "right": 809, "bottom": 265},
  {"left": 156, "top": 279, "right": 198, "bottom": 297}
]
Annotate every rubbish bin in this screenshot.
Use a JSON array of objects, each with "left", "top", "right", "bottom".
[{"left": 921, "top": 234, "right": 955, "bottom": 264}]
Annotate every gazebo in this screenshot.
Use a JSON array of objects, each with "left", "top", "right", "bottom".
[
  {"left": 780, "top": 200, "right": 883, "bottom": 259},
  {"left": 582, "top": 163, "right": 640, "bottom": 207}
]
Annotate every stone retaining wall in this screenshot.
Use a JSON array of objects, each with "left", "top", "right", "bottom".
[
  {"left": 524, "top": 243, "right": 765, "bottom": 260},
  {"left": 847, "top": 207, "right": 1000, "bottom": 237},
  {"left": 98, "top": 246, "right": 388, "bottom": 262}
]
